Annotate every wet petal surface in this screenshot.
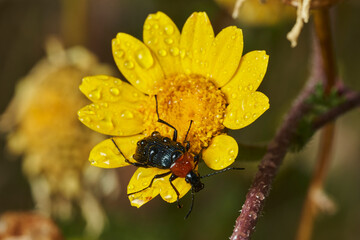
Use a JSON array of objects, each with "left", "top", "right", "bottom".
[
  {"left": 112, "top": 33, "right": 164, "bottom": 94},
  {"left": 143, "top": 11, "right": 183, "bottom": 77},
  {"left": 89, "top": 135, "right": 144, "bottom": 168},
  {"left": 202, "top": 135, "right": 239, "bottom": 170}
]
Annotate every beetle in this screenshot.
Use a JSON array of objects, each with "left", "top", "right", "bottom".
[{"left": 112, "top": 95, "right": 244, "bottom": 218}]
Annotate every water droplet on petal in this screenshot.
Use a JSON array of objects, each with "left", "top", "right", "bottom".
[
  {"left": 90, "top": 159, "right": 96, "bottom": 165},
  {"left": 158, "top": 49, "right": 167, "bottom": 57},
  {"left": 128, "top": 184, "right": 135, "bottom": 190},
  {"left": 114, "top": 50, "right": 124, "bottom": 59},
  {"left": 110, "top": 87, "right": 120, "bottom": 96},
  {"left": 99, "top": 116, "right": 115, "bottom": 130},
  {"left": 247, "top": 84, "right": 254, "bottom": 91},
  {"left": 244, "top": 113, "right": 250, "bottom": 120},
  {"left": 135, "top": 48, "right": 154, "bottom": 69},
  {"left": 180, "top": 49, "right": 186, "bottom": 58},
  {"left": 147, "top": 37, "right": 158, "bottom": 45},
  {"left": 231, "top": 93, "right": 237, "bottom": 99},
  {"left": 228, "top": 149, "right": 235, "bottom": 157},
  {"left": 164, "top": 25, "right": 174, "bottom": 35},
  {"left": 124, "top": 60, "right": 134, "bottom": 69},
  {"left": 144, "top": 24, "right": 151, "bottom": 30},
  {"left": 170, "top": 47, "right": 179, "bottom": 56},
  {"left": 164, "top": 37, "right": 173, "bottom": 45},
  {"left": 89, "top": 88, "right": 101, "bottom": 100},
  {"left": 121, "top": 110, "right": 134, "bottom": 119}
]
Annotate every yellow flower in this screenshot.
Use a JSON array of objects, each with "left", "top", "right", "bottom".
[{"left": 78, "top": 11, "right": 270, "bottom": 208}]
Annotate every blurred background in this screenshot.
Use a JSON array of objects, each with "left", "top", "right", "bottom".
[{"left": 0, "top": 0, "right": 359, "bottom": 239}]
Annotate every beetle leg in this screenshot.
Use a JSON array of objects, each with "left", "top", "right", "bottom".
[
  {"left": 184, "top": 187, "right": 195, "bottom": 219},
  {"left": 155, "top": 95, "right": 178, "bottom": 141},
  {"left": 169, "top": 174, "right": 182, "bottom": 208},
  {"left": 127, "top": 171, "right": 172, "bottom": 196},
  {"left": 194, "top": 154, "right": 201, "bottom": 168},
  {"left": 111, "top": 138, "right": 149, "bottom": 168}
]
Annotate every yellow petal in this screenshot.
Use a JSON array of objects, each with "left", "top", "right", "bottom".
[
  {"left": 79, "top": 75, "right": 147, "bottom": 104},
  {"left": 128, "top": 168, "right": 168, "bottom": 208},
  {"left": 180, "top": 12, "right": 214, "bottom": 75},
  {"left": 143, "top": 12, "right": 183, "bottom": 77},
  {"left": 159, "top": 176, "right": 191, "bottom": 203},
  {"left": 112, "top": 33, "right": 164, "bottom": 94},
  {"left": 223, "top": 91, "right": 269, "bottom": 129},
  {"left": 202, "top": 135, "right": 238, "bottom": 170},
  {"left": 207, "top": 26, "right": 243, "bottom": 87},
  {"left": 221, "top": 51, "right": 269, "bottom": 104},
  {"left": 89, "top": 135, "right": 144, "bottom": 168},
  {"left": 78, "top": 101, "right": 145, "bottom": 136}
]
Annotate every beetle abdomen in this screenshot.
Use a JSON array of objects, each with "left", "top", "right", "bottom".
[{"left": 133, "top": 131, "right": 186, "bottom": 169}]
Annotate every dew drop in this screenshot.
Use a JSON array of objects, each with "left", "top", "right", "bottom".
[
  {"left": 164, "top": 37, "right": 174, "bottom": 45},
  {"left": 252, "top": 113, "right": 257, "bottom": 119},
  {"left": 135, "top": 48, "right": 154, "bottom": 69},
  {"left": 153, "top": 23, "right": 159, "bottom": 29},
  {"left": 82, "top": 117, "right": 91, "bottom": 123},
  {"left": 158, "top": 49, "right": 167, "bottom": 57},
  {"left": 110, "top": 87, "right": 120, "bottom": 96},
  {"left": 228, "top": 149, "right": 235, "bottom": 157},
  {"left": 133, "top": 92, "right": 139, "bottom": 98},
  {"left": 124, "top": 60, "right": 134, "bottom": 69},
  {"left": 231, "top": 93, "right": 237, "bottom": 99},
  {"left": 144, "top": 24, "right": 151, "bottom": 30},
  {"left": 121, "top": 110, "right": 134, "bottom": 119},
  {"left": 247, "top": 84, "right": 254, "bottom": 91},
  {"left": 147, "top": 37, "right": 158, "bottom": 45},
  {"left": 89, "top": 88, "right": 101, "bottom": 100},
  {"left": 101, "top": 103, "right": 109, "bottom": 108},
  {"left": 244, "top": 113, "right": 250, "bottom": 120},
  {"left": 170, "top": 47, "right": 179, "bottom": 56},
  {"left": 90, "top": 159, "right": 96, "bottom": 165},
  {"left": 128, "top": 184, "right": 135, "bottom": 190},
  {"left": 114, "top": 50, "right": 125, "bottom": 59},
  {"left": 100, "top": 117, "right": 115, "bottom": 130},
  {"left": 164, "top": 25, "right": 174, "bottom": 35},
  {"left": 180, "top": 49, "right": 186, "bottom": 58}
]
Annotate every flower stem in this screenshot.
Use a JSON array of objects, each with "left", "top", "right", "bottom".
[{"left": 295, "top": 8, "right": 337, "bottom": 240}]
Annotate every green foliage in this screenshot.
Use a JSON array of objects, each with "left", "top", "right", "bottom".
[{"left": 290, "top": 83, "right": 345, "bottom": 152}]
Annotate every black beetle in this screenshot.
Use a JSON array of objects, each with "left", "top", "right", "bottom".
[{"left": 112, "top": 95, "right": 244, "bottom": 218}]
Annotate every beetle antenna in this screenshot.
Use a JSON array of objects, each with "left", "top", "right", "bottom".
[
  {"left": 154, "top": 95, "right": 178, "bottom": 141},
  {"left": 184, "top": 120, "right": 193, "bottom": 142},
  {"left": 184, "top": 188, "right": 195, "bottom": 219},
  {"left": 200, "top": 167, "right": 245, "bottom": 179}
]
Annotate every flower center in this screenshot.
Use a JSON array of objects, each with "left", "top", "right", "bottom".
[{"left": 142, "top": 74, "right": 227, "bottom": 154}]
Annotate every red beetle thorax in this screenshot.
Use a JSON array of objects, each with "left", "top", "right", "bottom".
[{"left": 170, "top": 152, "right": 194, "bottom": 178}]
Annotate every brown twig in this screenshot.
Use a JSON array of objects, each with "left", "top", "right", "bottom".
[
  {"left": 230, "top": 82, "right": 360, "bottom": 240},
  {"left": 230, "top": 9, "right": 360, "bottom": 240},
  {"left": 295, "top": 8, "right": 337, "bottom": 240}
]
